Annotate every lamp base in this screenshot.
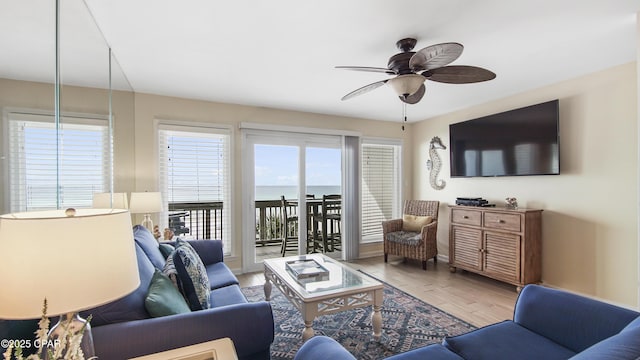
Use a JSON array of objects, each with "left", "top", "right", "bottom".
[
  {"left": 45, "top": 312, "right": 94, "bottom": 359},
  {"left": 141, "top": 214, "right": 154, "bottom": 234}
]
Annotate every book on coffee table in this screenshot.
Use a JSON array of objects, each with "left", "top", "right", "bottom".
[{"left": 285, "top": 259, "right": 329, "bottom": 280}]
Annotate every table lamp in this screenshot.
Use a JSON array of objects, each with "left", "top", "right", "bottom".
[
  {"left": 0, "top": 208, "right": 140, "bottom": 358},
  {"left": 129, "top": 192, "right": 163, "bottom": 232},
  {"left": 92, "top": 192, "right": 129, "bottom": 209}
]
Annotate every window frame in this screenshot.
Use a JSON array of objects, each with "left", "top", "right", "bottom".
[{"left": 157, "top": 121, "right": 234, "bottom": 256}]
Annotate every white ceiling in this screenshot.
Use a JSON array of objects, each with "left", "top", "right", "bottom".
[{"left": 2, "top": 1, "right": 640, "bottom": 122}]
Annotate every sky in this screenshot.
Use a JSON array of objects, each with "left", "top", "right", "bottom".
[{"left": 254, "top": 145, "right": 341, "bottom": 187}]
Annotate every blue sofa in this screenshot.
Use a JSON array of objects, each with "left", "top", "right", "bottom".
[
  {"left": 84, "top": 225, "right": 274, "bottom": 360},
  {"left": 294, "top": 285, "right": 640, "bottom": 360},
  {"left": 0, "top": 225, "right": 273, "bottom": 360}
]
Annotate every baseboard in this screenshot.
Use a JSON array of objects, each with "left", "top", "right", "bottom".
[
  {"left": 356, "top": 251, "right": 450, "bottom": 264},
  {"left": 437, "top": 254, "right": 449, "bottom": 263},
  {"left": 358, "top": 249, "right": 384, "bottom": 259},
  {"left": 538, "top": 283, "right": 638, "bottom": 311}
]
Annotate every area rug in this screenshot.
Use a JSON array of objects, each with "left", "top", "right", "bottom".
[{"left": 241, "top": 275, "right": 476, "bottom": 359}]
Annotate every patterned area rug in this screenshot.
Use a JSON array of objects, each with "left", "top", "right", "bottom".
[{"left": 241, "top": 274, "right": 476, "bottom": 359}]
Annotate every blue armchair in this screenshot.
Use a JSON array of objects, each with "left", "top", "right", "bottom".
[{"left": 295, "top": 285, "right": 640, "bottom": 360}]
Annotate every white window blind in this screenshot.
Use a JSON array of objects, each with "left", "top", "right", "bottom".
[
  {"left": 361, "top": 141, "right": 401, "bottom": 243},
  {"left": 7, "top": 112, "right": 110, "bottom": 212},
  {"left": 158, "top": 124, "right": 232, "bottom": 254}
]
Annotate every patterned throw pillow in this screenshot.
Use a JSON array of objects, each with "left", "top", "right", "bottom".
[
  {"left": 162, "top": 250, "right": 179, "bottom": 288},
  {"left": 172, "top": 239, "right": 211, "bottom": 310}
]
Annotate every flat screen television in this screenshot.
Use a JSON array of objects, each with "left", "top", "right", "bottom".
[{"left": 449, "top": 99, "right": 560, "bottom": 177}]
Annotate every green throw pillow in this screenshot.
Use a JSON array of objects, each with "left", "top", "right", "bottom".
[
  {"left": 158, "top": 243, "right": 175, "bottom": 259},
  {"left": 145, "top": 269, "right": 191, "bottom": 317}
]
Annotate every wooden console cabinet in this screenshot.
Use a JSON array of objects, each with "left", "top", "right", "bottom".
[{"left": 448, "top": 205, "right": 542, "bottom": 290}]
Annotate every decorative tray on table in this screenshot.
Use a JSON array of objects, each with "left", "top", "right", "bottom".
[{"left": 285, "top": 259, "right": 329, "bottom": 281}]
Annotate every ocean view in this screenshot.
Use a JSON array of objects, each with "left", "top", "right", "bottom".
[{"left": 255, "top": 185, "right": 341, "bottom": 201}]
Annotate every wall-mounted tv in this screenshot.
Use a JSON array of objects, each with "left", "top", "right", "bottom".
[{"left": 449, "top": 99, "right": 560, "bottom": 177}]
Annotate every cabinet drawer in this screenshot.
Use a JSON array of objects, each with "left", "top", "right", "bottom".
[
  {"left": 451, "top": 209, "right": 482, "bottom": 226},
  {"left": 484, "top": 212, "right": 521, "bottom": 232}
]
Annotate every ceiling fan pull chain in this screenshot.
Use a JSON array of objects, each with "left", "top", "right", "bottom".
[{"left": 402, "top": 102, "right": 407, "bottom": 131}]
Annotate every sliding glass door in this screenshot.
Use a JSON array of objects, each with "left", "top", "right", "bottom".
[
  {"left": 305, "top": 147, "right": 341, "bottom": 197},
  {"left": 242, "top": 130, "right": 342, "bottom": 272},
  {"left": 253, "top": 144, "right": 300, "bottom": 262}
]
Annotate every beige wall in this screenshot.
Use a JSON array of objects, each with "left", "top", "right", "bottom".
[
  {"left": 412, "top": 62, "right": 638, "bottom": 306},
  {"left": 635, "top": 10, "right": 640, "bottom": 309},
  {"left": 131, "top": 93, "right": 413, "bottom": 270}
]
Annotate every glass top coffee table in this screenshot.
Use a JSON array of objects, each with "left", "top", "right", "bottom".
[{"left": 263, "top": 254, "right": 383, "bottom": 341}]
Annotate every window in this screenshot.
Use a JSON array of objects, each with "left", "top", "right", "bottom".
[
  {"left": 361, "top": 140, "right": 401, "bottom": 243},
  {"left": 158, "top": 124, "right": 232, "bottom": 254},
  {"left": 6, "top": 112, "right": 110, "bottom": 212}
]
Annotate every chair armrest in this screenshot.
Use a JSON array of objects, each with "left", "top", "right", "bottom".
[
  {"left": 420, "top": 221, "right": 438, "bottom": 238},
  {"left": 93, "top": 301, "right": 274, "bottom": 359},
  {"left": 382, "top": 219, "right": 403, "bottom": 235},
  {"left": 294, "top": 336, "right": 356, "bottom": 360},
  {"left": 514, "top": 285, "right": 640, "bottom": 352}
]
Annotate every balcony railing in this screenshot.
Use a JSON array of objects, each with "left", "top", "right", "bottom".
[
  {"left": 254, "top": 200, "right": 298, "bottom": 246},
  {"left": 168, "top": 201, "right": 223, "bottom": 240},
  {"left": 168, "top": 200, "right": 295, "bottom": 245}
]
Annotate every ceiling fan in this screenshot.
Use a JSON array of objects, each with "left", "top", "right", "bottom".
[{"left": 337, "top": 38, "right": 496, "bottom": 104}]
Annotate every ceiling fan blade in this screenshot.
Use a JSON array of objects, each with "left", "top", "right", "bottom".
[
  {"left": 335, "top": 66, "right": 397, "bottom": 75},
  {"left": 399, "top": 83, "right": 425, "bottom": 104},
  {"left": 409, "top": 42, "right": 464, "bottom": 71},
  {"left": 341, "top": 80, "right": 388, "bottom": 101},
  {"left": 423, "top": 65, "right": 496, "bottom": 84}
]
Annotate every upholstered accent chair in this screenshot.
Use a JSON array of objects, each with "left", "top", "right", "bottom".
[{"left": 383, "top": 200, "right": 439, "bottom": 270}]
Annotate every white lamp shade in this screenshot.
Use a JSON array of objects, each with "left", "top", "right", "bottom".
[
  {"left": 387, "top": 74, "right": 425, "bottom": 97},
  {"left": 0, "top": 209, "right": 140, "bottom": 319},
  {"left": 92, "top": 192, "right": 129, "bottom": 209},
  {"left": 129, "top": 192, "right": 163, "bottom": 214}
]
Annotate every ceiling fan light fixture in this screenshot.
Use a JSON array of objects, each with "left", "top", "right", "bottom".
[
  {"left": 387, "top": 74, "right": 425, "bottom": 98},
  {"left": 337, "top": 38, "right": 495, "bottom": 104}
]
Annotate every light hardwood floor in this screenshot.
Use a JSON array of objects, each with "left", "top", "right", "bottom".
[{"left": 237, "top": 255, "right": 519, "bottom": 328}]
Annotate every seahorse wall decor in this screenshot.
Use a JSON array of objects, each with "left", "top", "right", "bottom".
[{"left": 427, "top": 136, "right": 446, "bottom": 190}]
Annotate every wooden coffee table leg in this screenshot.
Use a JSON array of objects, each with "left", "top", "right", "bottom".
[
  {"left": 263, "top": 274, "right": 272, "bottom": 301},
  {"left": 302, "top": 303, "right": 315, "bottom": 341},
  {"left": 371, "top": 289, "right": 383, "bottom": 341},
  {"left": 302, "top": 319, "right": 315, "bottom": 341}
]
